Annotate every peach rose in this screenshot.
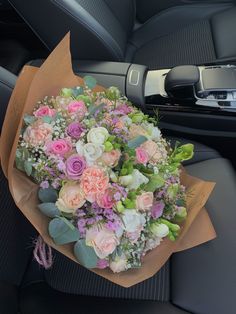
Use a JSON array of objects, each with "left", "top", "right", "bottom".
[
  {"left": 136, "top": 192, "right": 154, "bottom": 211},
  {"left": 56, "top": 182, "right": 86, "bottom": 214},
  {"left": 34, "top": 105, "right": 56, "bottom": 118},
  {"left": 81, "top": 167, "right": 109, "bottom": 202},
  {"left": 23, "top": 120, "right": 53, "bottom": 146},
  {"left": 46, "top": 138, "right": 72, "bottom": 157},
  {"left": 101, "top": 150, "right": 121, "bottom": 168},
  {"left": 67, "top": 100, "right": 87, "bottom": 119},
  {"left": 86, "top": 225, "right": 119, "bottom": 259},
  {"left": 141, "top": 140, "right": 166, "bottom": 165},
  {"left": 128, "top": 124, "right": 148, "bottom": 139}
]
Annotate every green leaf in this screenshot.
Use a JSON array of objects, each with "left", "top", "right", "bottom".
[
  {"left": 42, "top": 116, "right": 53, "bottom": 124},
  {"left": 74, "top": 239, "right": 98, "bottom": 268},
  {"left": 15, "top": 157, "right": 25, "bottom": 171},
  {"left": 49, "top": 217, "right": 80, "bottom": 245},
  {"left": 38, "top": 187, "right": 58, "bottom": 203},
  {"left": 38, "top": 203, "right": 60, "bottom": 218},
  {"left": 23, "top": 114, "right": 36, "bottom": 125},
  {"left": 88, "top": 102, "right": 106, "bottom": 117},
  {"left": 144, "top": 174, "right": 165, "bottom": 192},
  {"left": 24, "top": 160, "right": 32, "bottom": 176},
  {"left": 84, "top": 76, "right": 97, "bottom": 89},
  {"left": 127, "top": 136, "right": 147, "bottom": 149},
  {"left": 72, "top": 86, "right": 84, "bottom": 98}
]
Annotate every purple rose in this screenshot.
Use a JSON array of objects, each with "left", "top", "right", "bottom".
[
  {"left": 151, "top": 201, "right": 165, "bottom": 219},
  {"left": 66, "top": 122, "right": 84, "bottom": 139},
  {"left": 65, "top": 154, "right": 86, "bottom": 180}
]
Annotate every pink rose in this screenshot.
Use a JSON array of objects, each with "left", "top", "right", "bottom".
[
  {"left": 81, "top": 167, "right": 109, "bottom": 202},
  {"left": 67, "top": 100, "right": 87, "bottom": 119},
  {"left": 101, "top": 150, "right": 121, "bottom": 168},
  {"left": 34, "top": 105, "right": 56, "bottom": 118},
  {"left": 56, "top": 182, "right": 86, "bottom": 214},
  {"left": 23, "top": 120, "right": 53, "bottom": 146},
  {"left": 86, "top": 225, "right": 119, "bottom": 259},
  {"left": 135, "top": 147, "right": 149, "bottom": 164},
  {"left": 141, "top": 140, "right": 166, "bottom": 165},
  {"left": 136, "top": 192, "right": 154, "bottom": 211},
  {"left": 96, "top": 188, "right": 115, "bottom": 209},
  {"left": 46, "top": 138, "right": 72, "bottom": 157}
]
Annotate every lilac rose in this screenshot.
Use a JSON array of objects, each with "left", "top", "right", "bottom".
[
  {"left": 65, "top": 154, "right": 86, "bottom": 180},
  {"left": 66, "top": 122, "right": 84, "bottom": 139},
  {"left": 151, "top": 201, "right": 165, "bottom": 219}
]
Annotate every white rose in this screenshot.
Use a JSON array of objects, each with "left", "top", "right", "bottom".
[
  {"left": 128, "top": 169, "right": 149, "bottom": 190},
  {"left": 120, "top": 116, "right": 132, "bottom": 126},
  {"left": 83, "top": 143, "right": 104, "bottom": 164},
  {"left": 110, "top": 254, "right": 127, "bottom": 273},
  {"left": 142, "top": 122, "right": 161, "bottom": 141},
  {"left": 122, "top": 209, "right": 146, "bottom": 233},
  {"left": 87, "top": 127, "right": 109, "bottom": 144},
  {"left": 75, "top": 140, "right": 84, "bottom": 155},
  {"left": 150, "top": 223, "right": 169, "bottom": 238},
  {"left": 76, "top": 141, "right": 104, "bottom": 165}
]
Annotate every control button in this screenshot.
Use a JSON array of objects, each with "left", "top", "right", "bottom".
[
  {"left": 214, "top": 92, "right": 227, "bottom": 100},
  {"left": 232, "top": 92, "right": 236, "bottom": 99}
]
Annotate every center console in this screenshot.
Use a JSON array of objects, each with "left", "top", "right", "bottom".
[
  {"left": 146, "top": 64, "right": 236, "bottom": 111},
  {"left": 29, "top": 59, "right": 236, "bottom": 138}
]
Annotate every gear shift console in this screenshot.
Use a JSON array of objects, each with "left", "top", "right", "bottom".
[{"left": 145, "top": 64, "right": 236, "bottom": 111}]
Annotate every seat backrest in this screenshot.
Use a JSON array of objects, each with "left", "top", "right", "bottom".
[{"left": 9, "top": 0, "right": 135, "bottom": 61}]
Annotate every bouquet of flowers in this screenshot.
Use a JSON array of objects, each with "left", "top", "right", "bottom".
[
  {"left": 16, "top": 75, "right": 194, "bottom": 273},
  {"left": 1, "top": 34, "right": 216, "bottom": 286}
]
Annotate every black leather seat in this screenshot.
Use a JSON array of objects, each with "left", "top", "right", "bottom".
[
  {"left": 0, "top": 66, "right": 236, "bottom": 314},
  {"left": 8, "top": 0, "right": 236, "bottom": 69}
]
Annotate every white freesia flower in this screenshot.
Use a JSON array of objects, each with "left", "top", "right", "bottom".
[
  {"left": 122, "top": 209, "right": 146, "bottom": 233},
  {"left": 142, "top": 122, "right": 161, "bottom": 141},
  {"left": 150, "top": 223, "right": 169, "bottom": 238},
  {"left": 128, "top": 169, "right": 149, "bottom": 190},
  {"left": 87, "top": 127, "right": 109, "bottom": 144}
]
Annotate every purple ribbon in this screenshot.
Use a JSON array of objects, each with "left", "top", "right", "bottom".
[{"left": 33, "top": 236, "right": 53, "bottom": 269}]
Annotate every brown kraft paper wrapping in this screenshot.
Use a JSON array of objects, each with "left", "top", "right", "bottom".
[{"left": 0, "top": 34, "right": 216, "bottom": 287}]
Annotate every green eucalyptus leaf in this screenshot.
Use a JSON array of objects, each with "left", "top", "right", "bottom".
[
  {"left": 49, "top": 217, "right": 80, "bottom": 245},
  {"left": 127, "top": 136, "right": 147, "bottom": 149},
  {"left": 38, "top": 203, "right": 60, "bottom": 218},
  {"left": 23, "top": 114, "right": 36, "bottom": 125},
  {"left": 42, "top": 116, "right": 53, "bottom": 124},
  {"left": 38, "top": 187, "right": 58, "bottom": 203},
  {"left": 74, "top": 239, "right": 98, "bottom": 268},
  {"left": 88, "top": 102, "right": 106, "bottom": 117},
  {"left": 24, "top": 160, "right": 32, "bottom": 176},
  {"left": 72, "top": 86, "right": 84, "bottom": 98},
  {"left": 15, "top": 157, "right": 25, "bottom": 171},
  {"left": 144, "top": 174, "right": 165, "bottom": 192},
  {"left": 84, "top": 76, "right": 97, "bottom": 89}
]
